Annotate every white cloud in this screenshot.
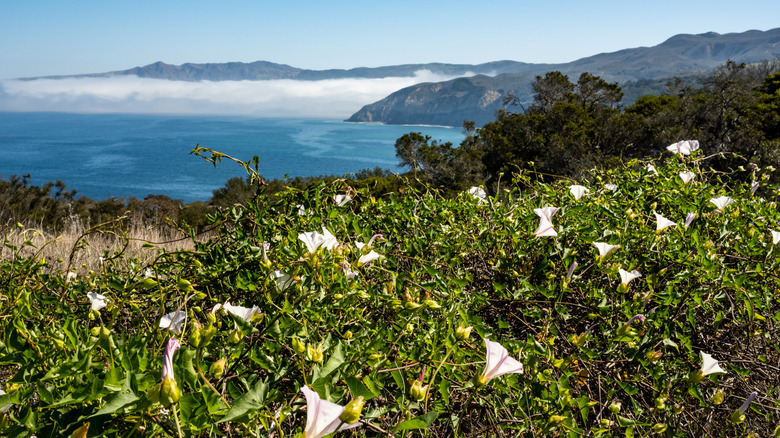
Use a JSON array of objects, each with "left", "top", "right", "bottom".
[{"left": 0, "top": 70, "right": 458, "bottom": 118}]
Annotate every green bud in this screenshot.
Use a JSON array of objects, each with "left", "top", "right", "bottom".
[
  {"left": 689, "top": 370, "right": 705, "bottom": 384},
  {"left": 343, "top": 330, "right": 353, "bottom": 339},
  {"left": 711, "top": 389, "right": 725, "bottom": 405},
  {"left": 571, "top": 333, "right": 588, "bottom": 347},
  {"left": 652, "top": 423, "right": 667, "bottom": 433},
  {"left": 549, "top": 415, "right": 565, "bottom": 424},
  {"left": 339, "top": 396, "right": 365, "bottom": 424},
  {"left": 600, "top": 419, "right": 614, "bottom": 428},
  {"left": 608, "top": 401, "right": 621, "bottom": 413},
  {"left": 139, "top": 278, "right": 157, "bottom": 289},
  {"left": 305, "top": 343, "right": 324, "bottom": 363},
  {"left": 645, "top": 350, "right": 663, "bottom": 362},
  {"left": 229, "top": 327, "right": 243, "bottom": 344},
  {"left": 729, "top": 410, "right": 745, "bottom": 424},
  {"left": 423, "top": 299, "right": 441, "bottom": 309},
  {"left": 160, "top": 377, "right": 182, "bottom": 407},
  {"left": 409, "top": 380, "right": 428, "bottom": 402},
  {"left": 177, "top": 278, "right": 195, "bottom": 292},
  {"left": 90, "top": 326, "right": 101, "bottom": 337},
  {"left": 455, "top": 321, "right": 473, "bottom": 341},
  {"left": 291, "top": 338, "right": 306, "bottom": 354},
  {"left": 672, "top": 403, "right": 683, "bottom": 415},
  {"left": 71, "top": 422, "right": 90, "bottom": 438},
  {"left": 654, "top": 396, "right": 666, "bottom": 410},
  {"left": 201, "top": 324, "right": 216, "bottom": 347},
  {"left": 209, "top": 357, "right": 227, "bottom": 380},
  {"left": 190, "top": 323, "right": 202, "bottom": 348}
]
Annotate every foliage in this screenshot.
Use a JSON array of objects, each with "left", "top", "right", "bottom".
[{"left": 2, "top": 146, "right": 779, "bottom": 437}]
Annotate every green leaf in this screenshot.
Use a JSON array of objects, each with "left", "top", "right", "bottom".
[
  {"left": 344, "top": 375, "right": 377, "bottom": 401},
  {"left": 396, "top": 412, "right": 438, "bottom": 431},
  {"left": 90, "top": 389, "right": 139, "bottom": 417},
  {"left": 319, "top": 342, "right": 345, "bottom": 378},
  {"left": 218, "top": 379, "right": 269, "bottom": 423}
]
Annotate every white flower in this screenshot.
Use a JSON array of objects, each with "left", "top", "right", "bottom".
[
  {"left": 220, "top": 302, "right": 261, "bottom": 321},
  {"left": 298, "top": 228, "right": 339, "bottom": 253},
  {"left": 87, "top": 292, "right": 109, "bottom": 311},
  {"left": 297, "top": 204, "right": 308, "bottom": 216},
  {"left": 646, "top": 164, "right": 658, "bottom": 175},
  {"left": 143, "top": 268, "right": 153, "bottom": 278},
  {"left": 301, "top": 386, "right": 361, "bottom": 438},
  {"left": 654, "top": 212, "right": 676, "bottom": 232},
  {"left": 684, "top": 212, "right": 696, "bottom": 228},
  {"left": 334, "top": 194, "right": 352, "bottom": 206},
  {"left": 0, "top": 389, "right": 11, "bottom": 413},
  {"left": 593, "top": 242, "right": 620, "bottom": 258},
  {"left": 618, "top": 269, "right": 642, "bottom": 285},
  {"left": 479, "top": 337, "right": 524, "bottom": 385},
  {"left": 159, "top": 310, "right": 186, "bottom": 333},
  {"left": 771, "top": 230, "right": 780, "bottom": 245},
  {"left": 700, "top": 351, "right": 726, "bottom": 376},
  {"left": 750, "top": 180, "right": 759, "bottom": 195},
  {"left": 533, "top": 207, "right": 559, "bottom": 237},
  {"left": 666, "top": 140, "right": 700, "bottom": 156},
  {"left": 66, "top": 271, "right": 77, "bottom": 284},
  {"left": 604, "top": 184, "right": 617, "bottom": 192},
  {"left": 710, "top": 196, "right": 733, "bottom": 211},
  {"left": 271, "top": 270, "right": 294, "bottom": 291},
  {"left": 679, "top": 171, "right": 695, "bottom": 184},
  {"left": 569, "top": 185, "right": 589, "bottom": 200},
  {"left": 467, "top": 187, "right": 487, "bottom": 202},
  {"left": 339, "top": 261, "right": 359, "bottom": 279},
  {"left": 355, "top": 242, "right": 381, "bottom": 266}
]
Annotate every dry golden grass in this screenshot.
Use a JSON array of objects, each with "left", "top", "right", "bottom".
[{"left": 1, "top": 221, "right": 206, "bottom": 276}]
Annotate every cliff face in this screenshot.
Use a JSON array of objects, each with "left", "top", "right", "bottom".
[
  {"left": 347, "top": 77, "right": 505, "bottom": 126},
  {"left": 347, "top": 28, "right": 780, "bottom": 126}
]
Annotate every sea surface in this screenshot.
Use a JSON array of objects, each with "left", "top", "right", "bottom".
[{"left": 0, "top": 113, "right": 465, "bottom": 202}]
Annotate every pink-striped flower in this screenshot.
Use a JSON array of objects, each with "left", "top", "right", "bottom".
[
  {"left": 301, "top": 386, "right": 361, "bottom": 438},
  {"left": 478, "top": 337, "right": 524, "bottom": 385}
]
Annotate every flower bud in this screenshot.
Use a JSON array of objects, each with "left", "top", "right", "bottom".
[
  {"left": 645, "top": 350, "right": 663, "bottom": 362},
  {"left": 229, "top": 327, "right": 243, "bottom": 344},
  {"left": 424, "top": 299, "right": 441, "bottom": 309},
  {"left": 305, "top": 343, "right": 324, "bottom": 363},
  {"left": 549, "top": 415, "right": 565, "bottom": 424},
  {"left": 455, "top": 322, "right": 473, "bottom": 341},
  {"left": 90, "top": 326, "right": 101, "bottom": 337},
  {"left": 570, "top": 333, "right": 588, "bottom": 347},
  {"left": 210, "top": 357, "right": 227, "bottom": 380},
  {"left": 291, "top": 338, "right": 306, "bottom": 354},
  {"left": 189, "top": 323, "right": 202, "bottom": 348},
  {"left": 652, "top": 423, "right": 667, "bottom": 433},
  {"left": 99, "top": 326, "right": 111, "bottom": 340},
  {"left": 711, "top": 389, "right": 725, "bottom": 405},
  {"left": 600, "top": 419, "right": 614, "bottom": 428},
  {"left": 343, "top": 330, "right": 353, "bottom": 339},
  {"left": 339, "top": 396, "right": 365, "bottom": 424},
  {"left": 160, "top": 376, "right": 182, "bottom": 407},
  {"left": 654, "top": 396, "right": 666, "bottom": 410},
  {"left": 608, "top": 401, "right": 621, "bottom": 413},
  {"left": 730, "top": 410, "right": 746, "bottom": 424},
  {"left": 409, "top": 380, "right": 428, "bottom": 401},
  {"left": 672, "top": 403, "right": 683, "bottom": 415},
  {"left": 201, "top": 324, "right": 216, "bottom": 347},
  {"left": 689, "top": 370, "right": 705, "bottom": 384},
  {"left": 177, "top": 278, "right": 195, "bottom": 292}
]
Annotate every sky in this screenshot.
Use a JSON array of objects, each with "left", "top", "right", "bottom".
[{"left": 1, "top": 0, "right": 779, "bottom": 117}]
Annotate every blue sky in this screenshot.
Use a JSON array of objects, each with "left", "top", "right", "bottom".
[{"left": 2, "top": 0, "right": 779, "bottom": 79}]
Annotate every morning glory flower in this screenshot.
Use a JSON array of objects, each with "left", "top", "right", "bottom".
[
  {"left": 731, "top": 391, "right": 758, "bottom": 423},
  {"left": 159, "top": 310, "right": 186, "bottom": 333},
  {"left": 87, "top": 292, "right": 109, "bottom": 311},
  {"left": 213, "top": 302, "right": 261, "bottom": 321},
  {"left": 297, "top": 204, "right": 308, "bottom": 216},
  {"left": 299, "top": 228, "right": 339, "bottom": 253},
  {"left": 159, "top": 338, "right": 182, "bottom": 407},
  {"left": 690, "top": 351, "right": 727, "bottom": 383},
  {"left": 569, "top": 185, "right": 589, "bottom": 200},
  {"left": 750, "top": 180, "right": 759, "bottom": 195},
  {"left": 646, "top": 164, "right": 658, "bottom": 175},
  {"left": 301, "top": 386, "right": 361, "bottom": 438},
  {"left": 604, "top": 184, "right": 617, "bottom": 191},
  {"left": 619, "top": 269, "right": 641, "bottom": 285},
  {"left": 338, "top": 261, "right": 359, "bottom": 279},
  {"left": 478, "top": 337, "right": 524, "bottom": 385},
  {"left": 654, "top": 212, "right": 676, "bottom": 232},
  {"left": 66, "top": 271, "right": 77, "bottom": 284},
  {"left": 679, "top": 171, "right": 695, "bottom": 183},
  {"left": 271, "top": 270, "right": 294, "bottom": 291},
  {"left": 533, "top": 207, "right": 559, "bottom": 237},
  {"left": 565, "top": 261, "right": 578, "bottom": 280},
  {"left": 666, "top": 139, "right": 699, "bottom": 156},
  {"left": 771, "top": 230, "right": 780, "bottom": 245},
  {"left": 334, "top": 194, "right": 352, "bottom": 206},
  {"left": 593, "top": 242, "right": 620, "bottom": 258},
  {"left": 684, "top": 212, "right": 696, "bottom": 228},
  {"left": 467, "top": 186, "right": 487, "bottom": 202},
  {"left": 710, "top": 196, "right": 733, "bottom": 211}
]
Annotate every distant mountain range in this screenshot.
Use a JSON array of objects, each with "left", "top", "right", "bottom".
[
  {"left": 347, "top": 28, "right": 780, "bottom": 126},
  {"left": 22, "top": 28, "right": 780, "bottom": 126}
]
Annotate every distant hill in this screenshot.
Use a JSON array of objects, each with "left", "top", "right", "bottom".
[
  {"left": 22, "top": 60, "right": 537, "bottom": 82},
  {"left": 347, "top": 28, "right": 780, "bottom": 126}
]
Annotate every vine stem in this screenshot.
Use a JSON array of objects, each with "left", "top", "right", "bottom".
[{"left": 172, "top": 405, "right": 183, "bottom": 438}]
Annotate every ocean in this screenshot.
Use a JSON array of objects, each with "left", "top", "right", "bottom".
[{"left": 0, "top": 113, "right": 465, "bottom": 203}]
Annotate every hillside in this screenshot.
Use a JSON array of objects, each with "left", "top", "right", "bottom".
[{"left": 347, "top": 28, "right": 780, "bottom": 126}]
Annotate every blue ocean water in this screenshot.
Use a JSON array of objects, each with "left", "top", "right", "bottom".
[{"left": 0, "top": 113, "right": 465, "bottom": 202}]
